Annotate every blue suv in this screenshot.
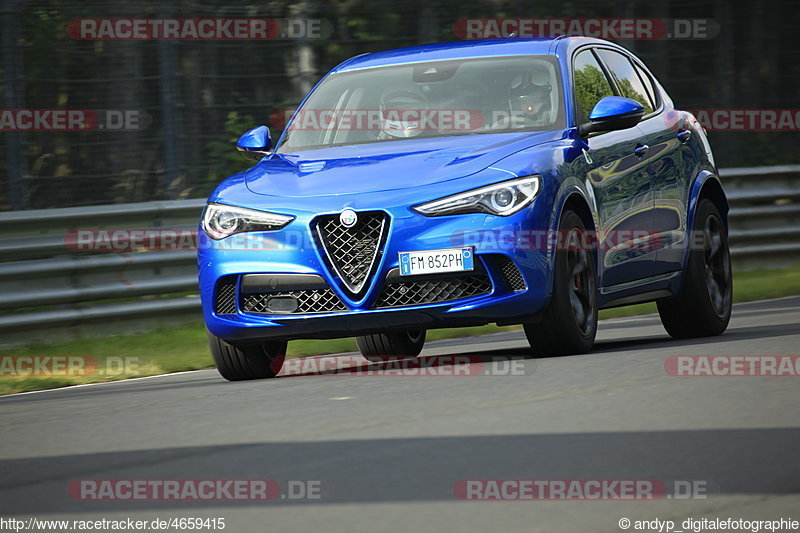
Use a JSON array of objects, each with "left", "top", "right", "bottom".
[{"left": 198, "top": 37, "right": 732, "bottom": 380}]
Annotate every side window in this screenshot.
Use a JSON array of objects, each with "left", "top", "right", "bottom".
[
  {"left": 573, "top": 49, "right": 615, "bottom": 124},
  {"left": 595, "top": 49, "right": 655, "bottom": 115},
  {"left": 633, "top": 62, "right": 658, "bottom": 110}
]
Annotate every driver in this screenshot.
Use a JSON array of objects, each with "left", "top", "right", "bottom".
[
  {"left": 493, "top": 64, "right": 553, "bottom": 129},
  {"left": 378, "top": 89, "right": 428, "bottom": 139}
]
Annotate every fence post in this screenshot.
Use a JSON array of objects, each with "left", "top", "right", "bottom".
[
  {"left": 2, "top": 0, "right": 28, "bottom": 209},
  {"left": 157, "top": 1, "right": 183, "bottom": 199}
]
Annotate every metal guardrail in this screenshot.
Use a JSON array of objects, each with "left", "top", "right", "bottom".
[
  {"left": 0, "top": 165, "right": 798, "bottom": 344},
  {"left": 725, "top": 165, "right": 800, "bottom": 269},
  {"left": 0, "top": 199, "right": 205, "bottom": 343}
]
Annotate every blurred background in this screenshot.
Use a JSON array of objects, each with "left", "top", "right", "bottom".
[
  {"left": 1, "top": 0, "right": 799, "bottom": 356},
  {"left": 1, "top": 0, "right": 799, "bottom": 211},
  {"left": 1, "top": 7, "right": 799, "bottom": 524}
]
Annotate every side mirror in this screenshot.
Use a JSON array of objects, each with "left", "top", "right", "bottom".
[
  {"left": 578, "top": 96, "right": 645, "bottom": 137},
  {"left": 236, "top": 126, "right": 272, "bottom": 161}
]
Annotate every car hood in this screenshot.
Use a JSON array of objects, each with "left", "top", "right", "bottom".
[{"left": 244, "top": 131, "right": 563, "bottom": 198}]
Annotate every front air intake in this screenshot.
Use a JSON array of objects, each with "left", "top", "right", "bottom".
[
  {"left": 375, "top": 267, "right": 492, "bottom": 308},
  {"left": 495, "top": 256, "right": 527, "bottom": 292},
  {"left": 214, "top": 276, "right": 238, "bottom": 315},
  {"left": 239, "top": 273, "right": 348, "bottom": 315}
]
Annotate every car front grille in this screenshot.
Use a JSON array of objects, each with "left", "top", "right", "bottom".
[
  {"left": 214, "top": 276, "right": 237, "bottom": 315},
  {"left": 314, "top": 211, "right": 388, "bottom": 294},
  {"left": 375, "top": 268, "right": 492, "bottom": 309}
]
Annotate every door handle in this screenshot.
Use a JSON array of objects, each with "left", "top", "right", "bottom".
[
  {"left": 634, "top": 144, "right": 649, "bottom": 157},
  {"left": 677, "top": 129, "right": 692, "bottom": 143}
]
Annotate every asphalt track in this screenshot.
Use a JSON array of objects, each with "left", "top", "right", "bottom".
[{"left": 1, "top": 297, "right": 799, "bottom": 532}]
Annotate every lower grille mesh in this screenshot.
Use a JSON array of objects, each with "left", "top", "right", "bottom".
[
  {"left": 497, "top": 256, "right": 527, "bottom": 292},
  {"left": 242, "top": 289, "right": 347, "bottom": 314},
  {"left": 214, "top": 277, "right": 237, "bottom": 315},
  {"left": 376, "top": 273, "right": 492, "bottom": 308}
]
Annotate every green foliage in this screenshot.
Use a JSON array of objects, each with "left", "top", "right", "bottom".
[
  {"left": 616, "top": 78, "right": 654, "bottom": 115},
  {"left": 574, "top": 65, "right": 614, "bottom": 123},
  {"left": 4, "top": 0, "right": 800, "bottom": 210},
  {"left": 204, "top": 111, "right": 258, "bottom": 186}
]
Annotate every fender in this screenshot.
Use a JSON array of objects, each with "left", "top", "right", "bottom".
[
  {"left": 546, "top": 177, "right": 598, "bottom": 292},
  {"left": 682, "top": 169, "right": 729, "bottom": 271}
]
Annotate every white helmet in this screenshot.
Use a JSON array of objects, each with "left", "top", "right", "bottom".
[
  {"left": 509, "top": 64, "right": 552, "bottom": 121},
  {"left": 379, "top": 90, "right": 427, "bottom": 138}
]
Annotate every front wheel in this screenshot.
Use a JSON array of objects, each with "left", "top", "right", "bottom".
[
  {"left": 524, "top": 209, "right": 598, "bottom": 357},
  {"left": 207, "top": 329, "right": 286, "bottom": 381},
  {"left": 356, "top": 330, "right": 426, "bottom": 361},
  {"left": 657, "top": 199, "right": 732, "bottom": 338}
]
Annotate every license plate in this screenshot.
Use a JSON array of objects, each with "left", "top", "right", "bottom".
[{"left": 398, "top": 247, "right": 474, "bottom": 276}]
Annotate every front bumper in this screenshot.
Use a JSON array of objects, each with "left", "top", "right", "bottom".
[{"left": 198, "top": 202, "right": 554, "bottom": 343}]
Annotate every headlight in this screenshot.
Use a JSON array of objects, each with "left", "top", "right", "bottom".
[
  {"left": 412, "top": 175, "right": 541, "bottom": 217},
  {"left": 201, "top": 203, "right": 294, "bottom": 239}
]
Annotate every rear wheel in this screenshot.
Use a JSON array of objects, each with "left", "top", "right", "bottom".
[
  {"left": 657, "top": 199, "right": 732, "bottom": 338},
  {"left": 524, "top": 209, "right": 598, "bottom": 356},
  {"left": 356, "top": 329, "right": 426, "bottom": 361},
  {"left": 207, "top": 329, "right": 286, "bottom": 381}
]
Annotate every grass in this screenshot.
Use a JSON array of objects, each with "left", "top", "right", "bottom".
[{"left": 2, "top": 265, "right": 799, "bottom": 395}]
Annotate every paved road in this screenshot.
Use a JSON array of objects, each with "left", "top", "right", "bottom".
[{"left": 1, "top": 297, "right": 799, "bottom": 532}]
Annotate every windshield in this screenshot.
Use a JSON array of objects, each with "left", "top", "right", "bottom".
[{"left": 277, "top": 55, "right": 564, "bottom": 153}]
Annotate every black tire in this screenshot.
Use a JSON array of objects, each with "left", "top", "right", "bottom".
[
  {"left": 207, "top": 329, "right": 287, "bottom": 381},
  {"left": 356, "top": 329, "right": 426, "bottom": 361},
  {"left": 657, "top": 199, "right": 732, "bottom": 338},
  {"left": 524, "top": 209, "right": 598, "bottom": 356}
]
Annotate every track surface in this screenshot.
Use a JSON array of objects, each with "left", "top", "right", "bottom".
[{"left": 1, "top": 297, "right": 799, "bottom": 532}]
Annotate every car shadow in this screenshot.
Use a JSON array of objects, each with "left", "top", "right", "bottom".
[{"left": 2, "top": 428, "right": 798, "bottom": 513}]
